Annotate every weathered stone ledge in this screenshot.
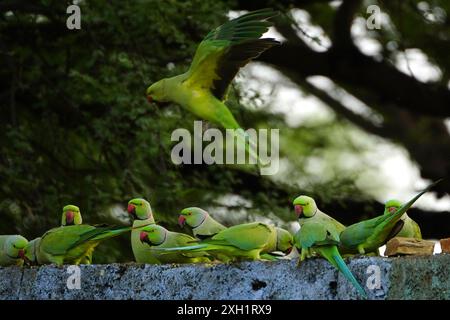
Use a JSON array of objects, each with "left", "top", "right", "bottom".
[{"left": 1, "top": 255, "right": 449, "bottom": 300}]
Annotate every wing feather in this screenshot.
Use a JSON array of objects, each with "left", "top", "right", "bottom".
[{"left": 184, "top": 9, "right": 280, "bottom": 100}]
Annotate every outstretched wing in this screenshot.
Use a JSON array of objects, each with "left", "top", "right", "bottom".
[{"left": 184, "top": 8, "right": 279, "bottom": 100}]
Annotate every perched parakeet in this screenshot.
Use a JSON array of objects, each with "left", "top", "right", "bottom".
[
  {"left": 293, "top": 195, "right": 346, "bottom": 234},
  {"left": 0, "top": 235, "right": 28, "bottom": 267},
  {"left": 139, "top": 224, "right": 211, "bottom": 264},
  {"left": 384, "top": 199, "right": 422, "bottom": 239},
  {"left": 178, "top": 207, "right": 226, "bottom": 239},
  {"left": 293, "top": 219, "right": 367, "bottom": 299},
  {"left": 23, "top": 224, "right": 132, "bottom": 266},
  {"left": 339, "top": 181, "right": 438, "bottom": 254},
  {"left": 155, "top": 222, "right": 293, "bottom": 262},
  {"left": 178, "top": 207, "right": 287, "bottom": 260},
  {"left": 146, "top": 9, "right": 280, "bottom": 166},
  {"left": 127, "top": 198, "right": 159, "bottom": 264},
  {"left": 61, "top": 205, "right": 82, "bottom": 226}
]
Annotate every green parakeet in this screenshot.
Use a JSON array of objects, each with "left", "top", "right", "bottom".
[
  {"left": 293, "top": 195, "right": 346, "bottom": 234},
  {"left": 383, "top": 199, "right": 422, "bottom": 239},
  {"left": 293, "top": 197, "right": 367, "bottom": 298},
  {"left": 61, "top": 205, "right": 82, "bottom": 226},
  {"left": 178, "top": 207, "right": 287, "bottom": 260},
  {"left": 294, "top": 221, "right": 367, "bottom": 299},
  {"left": 340, "top": 181, "right": 438, "bottom": 254},
  {"left": 178, "top": 207, "right": 226, "bottom": 239},
  {"left": 146, "top": 9, "right": 280, "bottom": 166},
  {"left": 0, "top": 235, "right": 28, "bottom": 267},
  {"left": 139, "top": 224, "right": 211, "bottom": 264},
  {"left": 155, "top": 222, "right": 293, "bottom": 262},
  {"left": 127, "top": 198, "right": 159, "bottom": 264},
  {"left": 23, "top": 224, "right": 132, "bottom": 266},
  {"left": 60, "top": 204, "right": 93, "bottom": 264}
]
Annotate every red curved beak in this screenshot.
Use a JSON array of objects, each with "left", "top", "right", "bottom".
[
  {"left": 178, "top": 215, "right": 186, "bottom": 228},
  {"left": 140, "top": 231, "right": 149, "bottom": 244},
  {"left": 18, "top": 249, "right": 25, "bottom": 259},
  {"left": 295, "top": 205, "right": 303, "bottom": 218},
  {"left": 66, "top": 211, "right": 74, "bottom": 224},
  {"left": 147, "top": 95, "right": 153, "bottom": 104},
  {"left": 388, "top": 207, "right": 397, "bottom": 214},
  {"left": 128, "top": 204, "right": 136, "bottom": 216}
]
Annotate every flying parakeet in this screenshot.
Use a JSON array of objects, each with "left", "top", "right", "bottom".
[
  {"left": 139, "top": 224, "right": 211, "bottom": 264},
  {"left": 61, "top": 205, "right": 82, "bottom": 226},
  {"left": 339, "top": 181, "right": 438, "bottom": 254},
  {"left": 155, "top": 222, "right": 293, "bottom": 262},
  {"left": 383, "top": 199, "right": 422, "bottom": 239},
  {"left": 23, "top": 224, "right": 132, "bottom": 266},
  {"left": 146, "top": 9, "right": 280, "bottom": 166},
  {"left": 127, "top": 198, "right": 160, "bottom": 264},
  {"left": 0, "top": 235, "right": 28, "bottom": 267},
  {"left": 178, "top": 207, "right": 226, "bottom": 239}
]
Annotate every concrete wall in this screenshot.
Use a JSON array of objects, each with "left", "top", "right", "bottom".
[{"left": 1, "top": 255, "right": 449, "bottom": 300}]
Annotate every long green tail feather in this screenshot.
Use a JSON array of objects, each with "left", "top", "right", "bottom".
[
  {"left": 68, "top": 226, "right": 133, "bottom": 250},
  {"left": 318, "top": 246, "right": 367, "bottom": 299}
]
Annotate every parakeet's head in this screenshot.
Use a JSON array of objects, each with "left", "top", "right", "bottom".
[
  {"left": 4, "top": 235, "right": 28, "bottom": 260},
  {"left": 61, "top": 204, "right": 82, "bottom": 226},
  {"left": 146, "top": 79, "right": 169, "bottom": 105},
  {"left": 139, "top": 225, "right": 167, "bottom": 246},
  {"left": 275, "top": 228, "right": 294, "bottom": 254},
  {"left": 127, "top": 198, "right": 153, "bottom": 221},
  {"left": 178, "top": 207, "right": 208, "bottom": 228},
  {"left": 293, "top": 195, "right": 318, "bottom": 218},
  {"left": 23, "top": 238, "right": 40, "bottom": 265},
  {"left": 384, "top": 199, "right": 402, "bottom": 215}
]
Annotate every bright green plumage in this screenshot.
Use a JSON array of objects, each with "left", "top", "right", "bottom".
[
  {"left": 178, "top": 208, "right": 291, "bottom": 261},
  {"left": 60, "top": 204, "right": 93, "bottom": 264},
  {"left": 146, "top": 9, "right": 280, "bottom": 167},
  {"left": 339, "top": 181, "right": 438, "bottom": 254},
  {"left": 139, "top": 224, "right": 211, "bottom": 264},
  {"left": 61, "top": 204, "right": 82, "bottom": 226},
  {"left": 127, "top": 198, "right": 159, "bottom": 264},
  {"left": 294, "top": 217, "right": 367, "bottom": 298},
  {"left": 179, "top": 207, "right": 226, "bottom": 240},
  {"left": 293, "top": 195, "right": 367, "bottom": 298},
  {"left": 23, "top": 225, "right": 132, "bottom": 266},
  {"left": 155, "top": 222, "right": 293, "bottom": 262},
  {"left": 0, "top": 235, "right": 28, "bottom": 267},
  {"left": 293, "top": 195, "right": 346, "bottom": 234}
]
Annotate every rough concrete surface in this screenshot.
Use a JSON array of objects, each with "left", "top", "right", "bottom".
[{"left": 1, "top": 255, "right": 449, "bottom": 300}]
